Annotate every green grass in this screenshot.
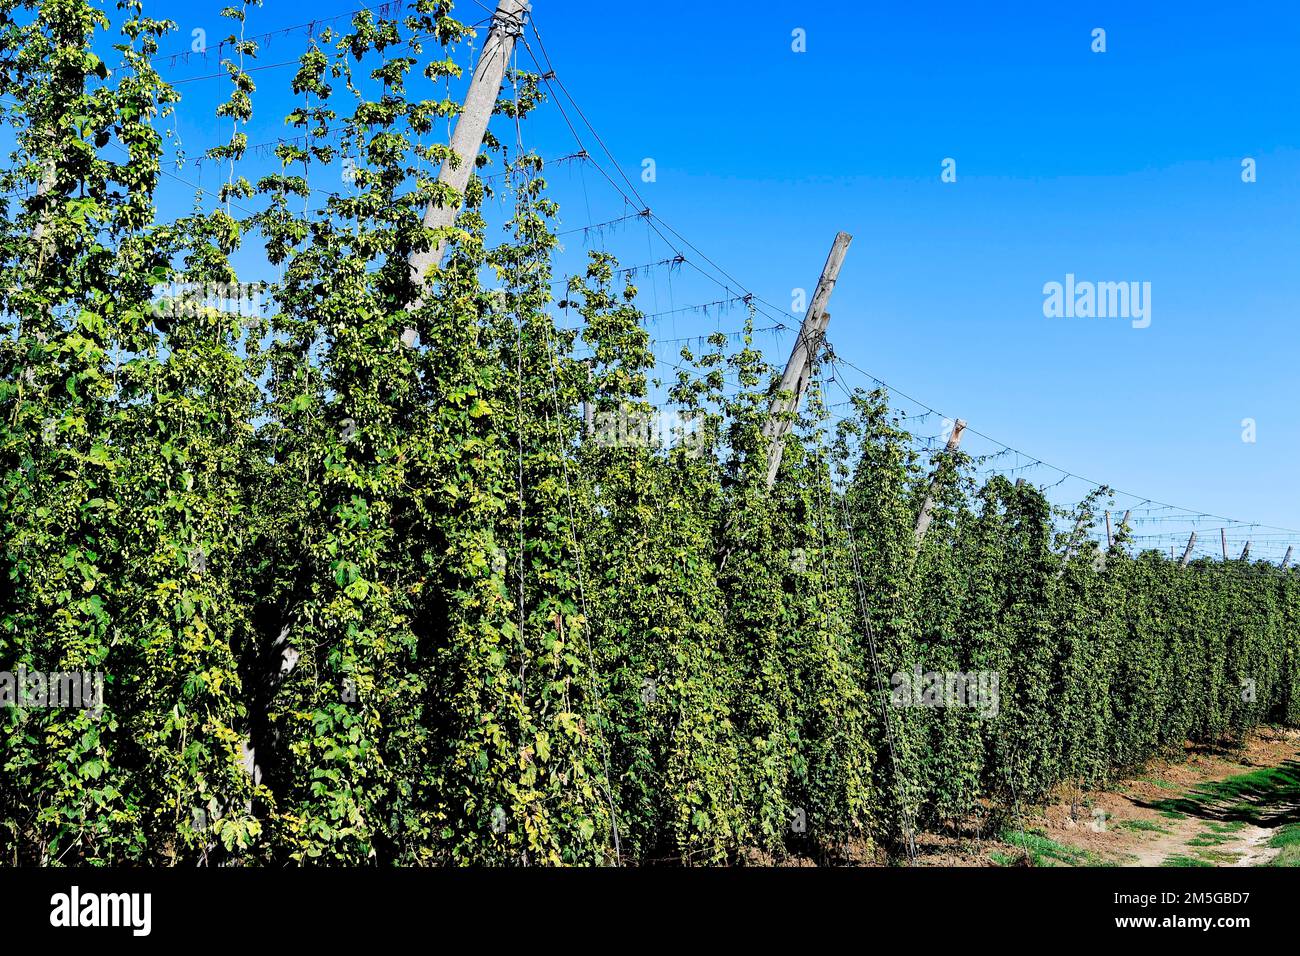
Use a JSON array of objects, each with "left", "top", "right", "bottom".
[
  {"left": 1187, "top": 831, "right": 1236, "bottom": 847},
  {"left": 1192, "top": 849, "right": 1241, "bottom": 864},
  {"left": 1116, "top": 818, "right": 1170, "bottom": 834},
  {"left": 1158, "top": 809, "right": 1188, "bottom": 820},
  {"left": 1204, "top": 820, "right": 1247, "bottom": 834},
  {"left": 997, "top": 829, "right": 1101, "bottom": 867},
  {"left": 1162, "top": 854, "right": 1213, "bottom": 867},
  {"left": 1268, "top": 823, "right": 1300, "bottom": 867},
  {"left": 1149, "top": 762, "right": 1300, "bottom": 826},
  {"left": 1137, "top": 777, "right": 1182, "bottom": 791}
]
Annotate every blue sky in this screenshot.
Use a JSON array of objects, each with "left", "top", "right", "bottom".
[{"left": 128, "top": 1, "right": 1300, "bottom": 556}]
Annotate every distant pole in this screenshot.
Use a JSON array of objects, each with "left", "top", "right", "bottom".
[
  {"left": 1097, "top": 509, "right": 1129, "bottom": 572},
  {"left": 1221, "top": 528, "right": 1228, "bottom": 561},
  {"left": 1060, "top": 511, "right": 1092, "bottom": 575},
  {"left": 1283, "top": 546, "right": 1293, "bottom": 570},
  {"left": 914, "top": 419, "right": 967, "bottom": 544},
  {"left": 408, "top": 0, "right": 532, "bottom": 292},
  {"left": 763, "top": 232, "right": 852, "bottom": 488},
  {"left": 1179, "top": 531, "right": 1197, "bottom": 567},
  {"left": 580, "top": 358, "right": 596, "bottom": 436}
]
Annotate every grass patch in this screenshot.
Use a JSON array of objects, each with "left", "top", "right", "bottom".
[
  {"left": 1162, "top": 855, "right": 1213, "bottom": 867},
  {"left": 998, "top": 829, "right": 1100, "bottom": 867},
  {"left": 1137, "top": 778, "right": 1182, "bottom": 791},
  {"left": 1149, "top": 762, "right": 1300, "bottom": 826},
  {"left": 1116, "top": 818, "right": 1170, "bottom": 834},
  {"left": 1269, "top": 823, "right": 1300, "bottom": 847},
  {"left": 1187, "top": 832, "right": 1236, "bottom": 847},
  {"left": 1268, "top": 823, "right": 1300, "bottom": 867},
  {"left": 1158, "top": 809, "right": 1188, "bottom": 821},
  {"left": 1204, "top": 820, "right": 1247, "bottom": 834},
  {"left": 1193, "top": 849, "right": 1241, "bottom": 864}
]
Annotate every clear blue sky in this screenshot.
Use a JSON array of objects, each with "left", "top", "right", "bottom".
[{"left": 128, "top": 1, "right": 1300, "bottom": 556}]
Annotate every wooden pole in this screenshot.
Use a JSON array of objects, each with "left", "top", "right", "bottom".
[
  {"left": 580, "top": 357, "right": 596, "bottom": 436},
  {"left": 1221, "top": 528, "right": 1228, "bottom": 561},
  {"left": 1179, "top": 531, "right": 1196, "bottom": 567},
  {"left": 408, "top": 0, "right": 532, "bottom": 292},
  {"left": 1283, "top": 546, "right": 1293, "bottom": 570},
  {"left": 249, "top": 0, "right": 535, "bottom": 796},
  {"left": 29, "top": 161, "right": 54, "bottom": 247},
  {"left": 1240, "top": 541, "right": 1251, "bottom": 561},
  {"left": 763, "top": 232, "right": 852, "bottom": 488},
  {"left": 1096, "top": 510, "right": 1130, "bottom": 572},
  {"left": 914, "top": 420, "right": 967, "bottom": 544}
]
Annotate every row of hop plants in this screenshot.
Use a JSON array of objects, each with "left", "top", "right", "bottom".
[{"left": 1, "top": 0, "right": 1298, "bottom": 865}]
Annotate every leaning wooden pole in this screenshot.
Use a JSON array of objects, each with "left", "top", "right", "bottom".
[
  {"left": 1283, "top": 546, "right": 1293, "bottom": 570},
  {"left": 1179, "top": 531, "right": 1197, "bottom": 567},
  {"left": 762, "top": 232, "right": 852, "bottom": 488},
  {"left": 1240, "top": 541, "right": 1251, "bottom": 561},
  {"left": 914, "top": 420, "right": 967, "bottom": 544},
  {"left": 408, "top": 0, "right": 532, "bottom": 293},
  {"left": 249, "top": 0, "right": 534, "bottom": 801}
]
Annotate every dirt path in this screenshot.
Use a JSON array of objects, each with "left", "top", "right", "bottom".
[
  {"left": 1024, "top": 726, "right": 1300, "bottom": 867},
  {"left": 1231, "top": 826, "right": 1279, "bottom": 867},
  {"left": 1122, "top": 817, "right": 1278, "bottom": 867},
  {"left": 910, "top": 725, "right": 1300, "bottom": 866}
]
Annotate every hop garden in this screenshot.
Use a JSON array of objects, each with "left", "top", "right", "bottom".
[{"left": 1, "top": 0, "right": 1297, "bottom": 866}]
